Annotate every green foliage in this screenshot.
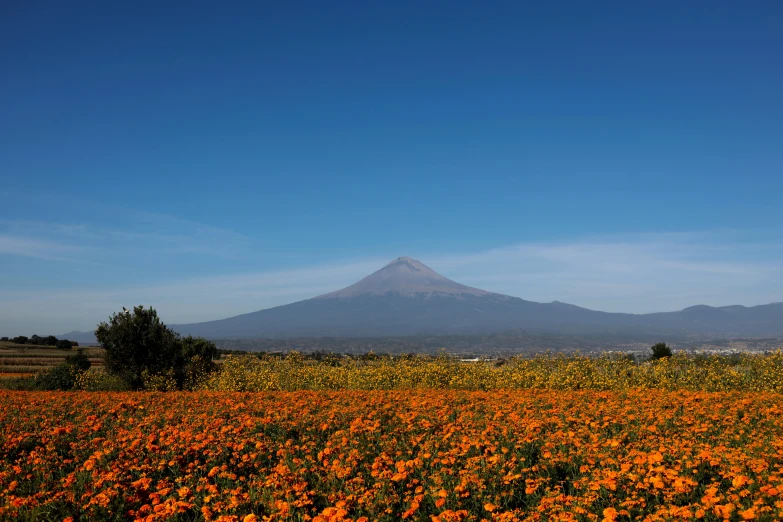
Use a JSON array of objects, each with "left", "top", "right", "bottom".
[
  {"left": 65, "top": 349, "right": 91, "bottom": 372},
  {"left": 74, "top": 371, "right": 131, "bottom": 391},
  {"left": 94, "top": 307, "right": 218, "bottom": 390},
  {"left": 33, "top": 363, "right": 78, "bottom": 390},
  {"left": 55, "top": 339, "right": 73, "bottom": 350},
  {"left": 95, "top": 306, "right": 183, "bottom": 390},
  {"left": 30, "top": 348, "right": 93, "bottom": 390},
  {"left": 28, "top": 334, "right": 57, "bottom": 345},
  {"left": 650, "top": 342, "right": 673, "bottom": 360},
  {"left": 141, "top": 368, "right": 178, "bottom": 391},
  {"left": 180, "top": 335, "right": 218, "bottom": 360},
  {"left": 182, "top": 355, "right": 218, "bottom": 390},
  {"left": 12, "top": 336, "right": 28, "bottom": 344}
]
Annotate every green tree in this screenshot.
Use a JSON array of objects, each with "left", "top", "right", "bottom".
[
  {"left": 55, "top": 339, "right": 73, "bottom": 350},
  {"left": 650, "top": 342, "right": 673, "bottom": 360},
  {"left": 95, "top": 306, "right": 184, "bottom": 390},
  {"left": 180, "top": 335, "right": 218, "bottom": 361},
  {"left": 12, "top": 336, "right": 28, "bottom": 344}
]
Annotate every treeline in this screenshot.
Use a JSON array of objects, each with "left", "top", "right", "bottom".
[
  {"left": 222, "top": 342, "right": 674, "bottom": 363},
  {"left": 212, "top": 331, "right": 657, "bottom": 356},
  {"left": 0, "top": 334, "right": 78, "bottom": 349}
]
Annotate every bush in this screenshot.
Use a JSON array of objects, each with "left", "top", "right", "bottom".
[
  {"left": 32, "top": 349, "right": 92, "bottom": 390},
  {"left": 12, "top": 336, "right": 28, "bottom": 344},
  {"left": 141, "top": 369, "right": 178, "bottom": 392},
  {"left": 74, "top": 371, "right": 130, "bottom": 391},
  {"left": 65, "top": 350, "right": 91, "bottom": 372},
  {"left": 183, "top": 354, "right": 218, "bottom": 390},
  {"left": 34, "top": 363, "right": 79, "bottom": 390},
  {"left": 0, "top": 337, "right": 8, "bottom": 342},
  {"left": 650, "top": 342, "right": 673, "bottom": 360}
]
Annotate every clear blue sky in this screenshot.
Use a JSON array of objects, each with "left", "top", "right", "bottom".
[{"left": 1, "top": 1, "right": 782, "bottom": 334}]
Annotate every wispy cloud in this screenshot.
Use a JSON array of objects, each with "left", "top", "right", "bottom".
[
  {"left": 0, "top": 211, "right": 250, "bottom": 262},
  {"left": 0, "top": 234, "right": 89, "bottom": 262},
  {"left": 429, "top": 233, "right": 781, "bottom": 313},
  {"left": 1, "top": 231, "right": 781, "bottom": 335}
]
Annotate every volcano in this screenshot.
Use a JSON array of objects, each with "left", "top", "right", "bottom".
[
  {"left": 62, "top": 256, "right": 783, "bottom": 343},
  {"left": 167, "top": 256, "right": 783, "bottom": 339}
]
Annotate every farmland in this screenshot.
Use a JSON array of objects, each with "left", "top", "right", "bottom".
[
  {"left": 0, "top": 341, "right": 104, "bottom": 380},
  {"left": 2, "top": 390, "right": 783, "bottom": 521},
  {"left": 3, "top": 347, "right": 783, "bottom": 520}
]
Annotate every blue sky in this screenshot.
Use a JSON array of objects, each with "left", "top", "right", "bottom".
[{"left": 1, "top": 2, "right": 782, "bottom": 334}]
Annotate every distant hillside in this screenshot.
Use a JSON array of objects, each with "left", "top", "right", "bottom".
[
  {"left": 171, "top": 257, "right": 783, "bottom": 339},
  {"left": 64, "top": 257, "right": 783, "bottom": 342}
]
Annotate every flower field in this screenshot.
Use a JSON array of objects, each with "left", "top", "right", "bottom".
[
  {"left": 203, "top": 352, "right": 783, "bottom": 393},
  {"left": 2, "top": 390, "right": 783, "bottom": 521}
]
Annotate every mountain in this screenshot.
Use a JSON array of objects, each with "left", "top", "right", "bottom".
[
  {"left": 170, "top": 257, "right": 783, "bottom": 339},
  {"left": 63, "top": 257, "right": 783, "bottom": 342},
  {"left": 58, "top": 330, "right": 101, "bottom": 346}
]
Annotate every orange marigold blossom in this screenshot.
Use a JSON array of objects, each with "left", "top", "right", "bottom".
[{"left": 0, "top": 389, "right": 781, "bottom": 521}]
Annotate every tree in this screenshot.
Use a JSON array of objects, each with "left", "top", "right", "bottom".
[
  {"left": 0, "top": 337, "right": 8, "bottom": 342},
  {"left": 44, "top": 335, "right": 59, "bottom": 346},
  {"left": 95, "top": 306, "right": 184, "bottom": 390},
  {"left": 180, "top": 336, "right": 218, "bottom": 361},
  {"left": 56, "top": 339, "right": 73, "bottom": 350},
  {"left": 650, "top": 342, "right": 673, "bottom": 360},
  {"left": 12, "top": 336, "right": 28, "bottom": 344}
]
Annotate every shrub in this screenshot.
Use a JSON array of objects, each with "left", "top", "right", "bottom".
[
  {"left": 12, "top": 336, "right": 28, "bottom": 344},
  {"left": 0, "top": 337, "right": 8, "bottom": 342},
  {"left": 32, "top": 349, "right": 92, "bottom": 390},
  {"left": 141, "top": 369, "right": 178, "bottom": 392},
  {"left": 34, "top": 363, "right": 79, "bottom": 390},
  {"left": 183, "top": 355, "right": 218, "bottom": 390},
  {"left": 74, "top": 371, "right": 130, "bottom": 391},
  {"left": 65, "top": 349, "right": 91, "bottom": 372}
]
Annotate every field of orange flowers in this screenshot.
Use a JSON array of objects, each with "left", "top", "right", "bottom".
[{"left": 2, "top": 390, "right": 783, "bottom": 521}]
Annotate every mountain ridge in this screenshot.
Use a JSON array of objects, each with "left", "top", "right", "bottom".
[{"left": 60, "top": 257, "right": 783, "bottom": 343}]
